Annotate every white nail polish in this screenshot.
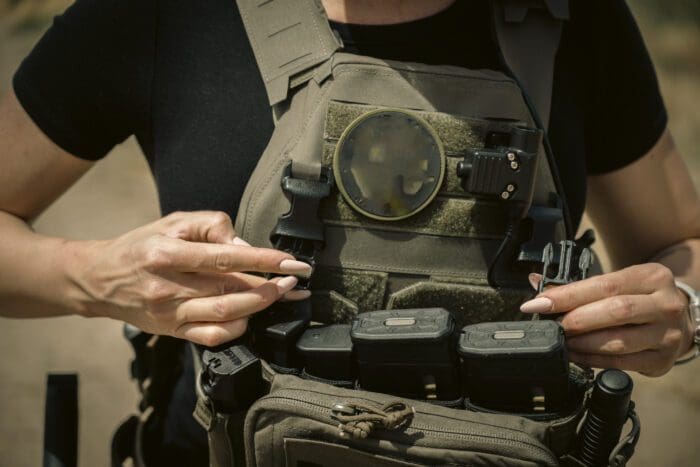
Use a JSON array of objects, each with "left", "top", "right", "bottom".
[
  {"left": 279, "top": 259, "right": 313, "bottom": 277},
  {"left": 284, "top": 289, "right": 312, "bottom": 300},
  {"left": 276, "top": 276, "right": 298, "bottom": 294},
  {"left": 232, "top": 237, "right": 251, "bottom": 247}
]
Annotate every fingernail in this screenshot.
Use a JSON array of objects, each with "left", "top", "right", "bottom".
[
  {"left": 279, "top": 259, "right": 313, "bottom": 277},
  {"left": 528, "top": 273, "right": 542, "bottom": 290},
  {"left": 276, "top": 276, "right": 298, "bottom": 294},
  {"left": 283, "top": 289, "right": 312, "bottom": 301},
  {"left": 232, "top": 237, "right": 251, "bottom": 247},
  {"left": 520, "top": 297, "right": 553, "bottom": 313}
]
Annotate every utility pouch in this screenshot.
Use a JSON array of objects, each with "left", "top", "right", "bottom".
[{"left": 242, "top": 373, "right": 588, "bottom": 467}]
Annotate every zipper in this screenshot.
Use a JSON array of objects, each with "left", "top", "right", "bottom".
[{"left": 248, "top": 388, "right": 559, "bottom": 465}]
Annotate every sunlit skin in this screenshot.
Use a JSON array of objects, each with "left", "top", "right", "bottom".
[{"left": 0, "top": 0, "right": 698, "bottom": 374}]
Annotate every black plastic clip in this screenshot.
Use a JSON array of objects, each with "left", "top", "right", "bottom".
[
  {"left": 270, "top": 162, "right": 334, "bottom": 288},
  {"left": 200, "top": 343, "right": 263, "bottom": 414},
  {"left": 538, "top": 239, "right": 594, "bottom": 293},
  {"left": 456, "top": 126, "right": 542, "bottom": 204}
]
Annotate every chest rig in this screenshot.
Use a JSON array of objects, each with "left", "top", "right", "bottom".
[
  {"left": 234, "top": 0, "right": 570, "bottom": 329},
  {"left": 189, "top": 2, "right": 640, "bottom": 467}
]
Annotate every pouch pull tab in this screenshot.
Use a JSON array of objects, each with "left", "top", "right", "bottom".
[{"left": 331, "top": 401, "right": 415, "bottom": 440}]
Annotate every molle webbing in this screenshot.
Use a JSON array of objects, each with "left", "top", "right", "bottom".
[
  {"left": 235, "top": 0, "right": 342, "bottom": 106},
  {"left": 493, "top": 0, "right": 569, "bottom": 128}
]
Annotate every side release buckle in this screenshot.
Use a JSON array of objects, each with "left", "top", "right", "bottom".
[
  {"left": 270, "top": 162, "right": 334, "bottom": 288},
  {"left": 538, "top": 234, "right": 595, "bottom": 293}
]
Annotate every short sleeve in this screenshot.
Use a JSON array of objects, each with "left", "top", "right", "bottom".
[
  {"left": 583, "top": 0, "right": 668, "bottom": 175},
  {"left": 12, "top": 0, "right": 156, "bottom": 160}
]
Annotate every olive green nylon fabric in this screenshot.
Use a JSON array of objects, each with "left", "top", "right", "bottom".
[
  {"left": 242, "top": 375, "right": 583, "bottom": 467},
  {"left": 235, "top": 0, "right": 342, "bottom": 106},
  {"left": 311, "top": 266, "right": 388, "bottom": 316},
  {"left": 235, "top": 53, "right": 567, "bottom": 325},
  {"left": 387, "top": 281, "right": 531, "bottom": 329}
]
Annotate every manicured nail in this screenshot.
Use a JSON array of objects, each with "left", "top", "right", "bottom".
[
  {"left": 276, "top": 276, "right": 298, "bottom": 294},
  {"left": 279, "top": 259, "right": 313, "bottom": 277},
  {"left": 528, "top": 273, "right": 542, "bottom": 290},
  {"left": 232, "top": 237, "right": 251, "bottom": 247},
  {"left": 520, "top": 297, "right": 553, "bottom": 313},
  {"left": 283, "top": 289, "right": 312, "bottom": 301}
]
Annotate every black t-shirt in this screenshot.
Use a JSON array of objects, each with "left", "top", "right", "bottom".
[{"left": 12, "top": 0, "right": 667, "bottom": 461}]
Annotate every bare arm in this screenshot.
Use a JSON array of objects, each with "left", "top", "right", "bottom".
[
  {"left": 0, "top": 89, "right": 311, "bottom": 346},
  {"left": 586, "top": 129, "right": 700, "bottom": 287},
  {"left": 0, "top": 90, "right": 94, "bottom": 317}
]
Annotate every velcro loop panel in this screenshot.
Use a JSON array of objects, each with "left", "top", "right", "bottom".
[
  {"left": 310, "top": 290, "right": 360, "bottom": 324},
  {"left": 387, "top": 281, "right": 532, "bottom": 329},
  {"left": 324, "top": 101, "right": 510, "bottom": 155},
  {"left": 320, "top": 193, "right": 508, "bottom": 239},
  {"left": 312, "top": 266, "right": 388, "bottom": 314}
]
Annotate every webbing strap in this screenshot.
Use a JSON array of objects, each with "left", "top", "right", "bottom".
[
  {"left": 235, "top": 0, "right": 342, "bottom": 106},
  {"left": 493, "top": 0, "right": 570, "bottom": 128}
]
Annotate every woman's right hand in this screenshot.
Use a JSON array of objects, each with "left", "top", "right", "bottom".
[{"left": 67, "top": 210, "right": 312, "bottom": 346}]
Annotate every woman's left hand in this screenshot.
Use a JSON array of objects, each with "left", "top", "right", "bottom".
[{"left": 520, "top": 263, "right": 694, "bottom": 376}]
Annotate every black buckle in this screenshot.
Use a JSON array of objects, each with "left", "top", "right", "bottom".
[
  {"left": 538, "top": 238, "right": 594, "bottom": 293},
  {"left": 456, "top": 126, "right": 541, "bottom": 203},
  {"left": 517, "top": 197, "right": 564, "bottom": 265},
  {"left": 270, "top": 162, "right": 334, "bottom": 288}
]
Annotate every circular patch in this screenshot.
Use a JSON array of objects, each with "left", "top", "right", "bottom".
[{"left": 333, "top": 109, "right": 445, "bottom": 221}]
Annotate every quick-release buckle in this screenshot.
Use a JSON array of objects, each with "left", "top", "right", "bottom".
[
  {"left": 456, "top": 126, "right": 542, "bottom": 203},
  {"left": 538, "top": 236, "right": 595, "bottom": 293},
  {"left": 270, "top": 161, "right": 334, "bottom": 289}
]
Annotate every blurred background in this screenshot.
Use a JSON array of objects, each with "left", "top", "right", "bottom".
[{"left": 0, "top": 1, "right": 699, "bottom": 466}]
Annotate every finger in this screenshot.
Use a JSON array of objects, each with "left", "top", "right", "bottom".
[
  {"left": 566, "top": 323, "right": 667, "bottom": 355},
  {"left": 232, "top": 237, "right": 251, "bottom": 247},
  {"left": 568, "top": 350, "right": 667, "bottom": 376},
  {"left": 160, "top": 271, "right": 269, "bottom": 299},
  {"left": 528, "top": 273, "right": 542, "bottom": 291},
  {"left": 558, "top": 294, "right": 660, "bottom": 335},
  {"left": 161, "top": 211, "right": 237, "bottom": 244},
  {"left": 175, "top": 276, "right": 297, "bottom": 323},
  {"left": 521, "top": 265, "right": 665, "bottom": 314},
  {"left": 152, "top": 238, "right": 312, "bottom": 276},
  {"left": 281, "top": 288, "right": 312, "bottom": 301},
  {"left": 176, "top": 318, "right": 250, "bottom": 347}
]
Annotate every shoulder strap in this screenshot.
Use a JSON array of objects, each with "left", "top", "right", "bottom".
[
  {"left": 493, "top": 0, "right": 570, "bottom": 129},
  {"left": 235, "top": 0, "right": 342, "bottom": 106}
]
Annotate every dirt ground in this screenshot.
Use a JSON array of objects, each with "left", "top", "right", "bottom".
[{"left": 1, "top": 4, "right": 699, "bottom": 467}]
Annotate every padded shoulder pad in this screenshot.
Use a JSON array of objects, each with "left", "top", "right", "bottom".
[{"left": 236, "top": 0, "right": 342, "bottom": 106}]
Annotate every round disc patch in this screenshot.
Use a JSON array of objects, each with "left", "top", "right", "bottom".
[{"left": 333, "top": 109, "right": 445, "bottom": 221}]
